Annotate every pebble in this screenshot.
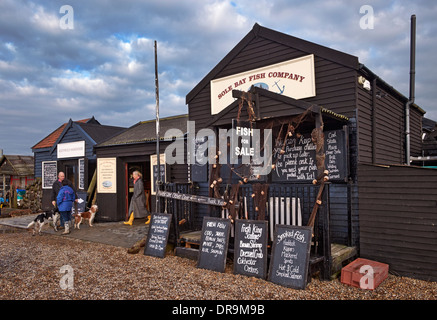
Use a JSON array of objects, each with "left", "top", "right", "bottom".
[{"left": 0, "top": 232, "right": 435, "bottom": 300}]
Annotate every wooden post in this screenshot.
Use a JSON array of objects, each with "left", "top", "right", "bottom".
[
  {"left": 1, "top": 174, "right": 4, "bottom": 212},
  {"left": 87, "top": 169, "right": 97, "bottom": 207}
]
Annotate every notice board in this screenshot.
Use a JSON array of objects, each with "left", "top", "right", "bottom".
[
  {"left": 197, "top": 217, "right": 231, "bottom": 273},
  {"left": 233, "top": 220, "right": 268, "bottom": 279},
  {"left": 268, "top": 225, "right": 312, "bottom": 289},
  {"left": 144, "top": 213, "right": 172, "bottom": 258},
  {"left": 272, "top": 128, "right": 347, "bottom": 182},
  {"left": 42, "top": 161, "right": 57, "bottom": 189}
]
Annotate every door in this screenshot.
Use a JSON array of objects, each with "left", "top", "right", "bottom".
[
  {"left": 125, "top": 161, "right": 151, "bottom": 219},
  {"left": 64, "top": 163, "right": 77, "bottom": 190}
]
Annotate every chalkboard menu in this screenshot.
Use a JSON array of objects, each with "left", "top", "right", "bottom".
[
  {"left": 191, "top": 136, "right": 208, "bottom": 182},
  {"left": 144, "top": 213, "right": 172, "bottom": 258},
  {"left": 152, "top": 164, "right": 166, "bottom": 194},
  {"left": 42, "top": 161, "right": 57, "bottom": 189},
  {"left": 268, "top": 225, "right": 312, "bottom": 289},
  {"left": 197, "top": 217, "right": 231, "bottom": 273},
  {"left": 233, "top": 220, "right": 268, "bottom": 279},
  {"left": 325, "top": 129, "right": 347, "bottom": 181},
  {"left": 272, "top": 129, "right": 347, "bottom": 182}
]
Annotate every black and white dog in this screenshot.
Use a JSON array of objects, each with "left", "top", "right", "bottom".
[{"left": 27, "top": 208, "right": 60, "bottom": 236}]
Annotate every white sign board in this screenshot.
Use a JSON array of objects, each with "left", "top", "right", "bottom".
[
  {"left": 57, "top": 141, "right": 85, "bottom": 159},
  {"left": 210, "top": 54, "right": 316, "bottom": 115},
  {"left": 97, "top": 158, "right": 117, "bottom": 193}
]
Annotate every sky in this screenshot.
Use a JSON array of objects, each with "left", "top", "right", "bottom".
[{"left": 1, "top": 0, "right": 436, "bottom": 155}]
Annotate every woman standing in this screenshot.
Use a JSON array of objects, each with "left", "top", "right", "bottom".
[
  {"left": 124, "top": 171, "right": 150, "bottom": 225},
  {"left": 57, "top": 179, "right": 76, "bottom": 234}
]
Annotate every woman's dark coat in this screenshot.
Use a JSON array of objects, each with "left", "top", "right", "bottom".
[{"left": 128, "top": 179, "right": 148, "bottom": 218}]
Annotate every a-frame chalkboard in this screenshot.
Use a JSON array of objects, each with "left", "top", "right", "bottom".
[
  {"left": 144, "top": 213, "right": 172, "bottom": 258},
  {"left": 197, "top": 217, "right": 231, "bottom": 273},
  {"left": 233, "top": 220, "right": 268, "bottom": 279},
  {"left": 268, "top": 224, "right": 312, "bottom": 289}
]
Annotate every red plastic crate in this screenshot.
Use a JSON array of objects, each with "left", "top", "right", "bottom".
[{"left": 341, "top": 258, "right": 389, "bottom": 290}]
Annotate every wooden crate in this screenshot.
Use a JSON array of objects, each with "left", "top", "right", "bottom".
[{"left": 341, "top": 258, "right": 389, "bottom": 290}]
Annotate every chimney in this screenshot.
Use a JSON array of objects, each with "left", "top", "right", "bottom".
[{"left": 405, "top": 14, "right": 416, "bottom": 165}]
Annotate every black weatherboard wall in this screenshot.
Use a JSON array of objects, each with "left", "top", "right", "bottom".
[
  {"left": 186, "top": 23, "right": 431, "bottom": 280},
  {"left": 358, "top": 164, "right": 437, "bottom": 282}
]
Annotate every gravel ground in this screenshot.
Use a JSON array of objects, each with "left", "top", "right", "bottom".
[{"left": 0, "top": 231, "right": 436, "bottom": 301}]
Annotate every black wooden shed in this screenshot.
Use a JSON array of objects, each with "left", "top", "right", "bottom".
[
  {"left": 94, "top": 114, "right": 189, "bottom": 222},
  {"left": 182, "top": 23, "right": 435, "bottom": 281},
  {"left": 32, "top": 117, "right": 126, "bottom": 210}
]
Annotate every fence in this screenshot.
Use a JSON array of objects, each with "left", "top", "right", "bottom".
[{"left": 159, "top": 182, "right": 332, "bottom": 279}]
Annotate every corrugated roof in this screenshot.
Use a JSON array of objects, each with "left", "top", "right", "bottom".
[
  {"left": 96, "top": 114, "right": 188, "bottom": 148},
  {"left": 0, "top": 155, "right": 34, "bottom": 176}
]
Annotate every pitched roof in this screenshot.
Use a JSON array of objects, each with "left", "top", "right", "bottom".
[
  {"left": 0, "top": 155, "right": 34, "bottom": 176},
  {"left": 32, "top": 118, "right": 93, "bottom": 150},
  {"left": 95, "top": 114, "right": 188, "bottom": 148},
  {"left": 186, "top": 23, "right": 359, "bottom": 104},
  {"left": 75, "top": 122, "right": 127, "bottom": 144},
  {"left": 186, "top": 23, "right": 425, "bottom": 115}
]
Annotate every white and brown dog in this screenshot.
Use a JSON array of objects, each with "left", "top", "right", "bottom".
[
  {"left": 73, "top": 204, "right": 98, "bottom": 229},
  {"left": 27, "top": 208, "right": 60, "bottom": 236}
]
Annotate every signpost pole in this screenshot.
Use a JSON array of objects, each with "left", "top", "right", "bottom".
[{"left": 154, "top": 40, "right": 161, "bottom": 213}]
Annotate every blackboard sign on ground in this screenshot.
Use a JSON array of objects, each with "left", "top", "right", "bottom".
[
  {"left": 268, "top": 225, "right": 312, "bottom": 289},
  {"left": 234, "top": 220, "right": 268, "bottom": 279},
  {"left": 197, "top": 217, "right": 231, "bottom": 273},
  {"left": 144, "top": 213, "right": 172, "bottom": 258}
]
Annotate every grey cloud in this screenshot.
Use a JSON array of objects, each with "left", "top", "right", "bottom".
[{"left": 0, "top": 0, "right": 436, "bottom": 155}]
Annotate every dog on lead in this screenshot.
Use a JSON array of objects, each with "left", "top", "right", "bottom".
[
  {"left": 27, "top": 208, "right": 60, "bottom": 236},
  {"left": 73, "top": 204, "right": 98, "bottom": 229}
]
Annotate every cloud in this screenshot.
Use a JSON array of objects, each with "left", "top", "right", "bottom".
[{"left": 0, "top": 0, "right": 436, "bottom": 155}]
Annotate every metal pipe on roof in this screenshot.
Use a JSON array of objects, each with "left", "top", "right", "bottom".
[{"left": 405, "top": 14, "right": 416, "bottom": 165}]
